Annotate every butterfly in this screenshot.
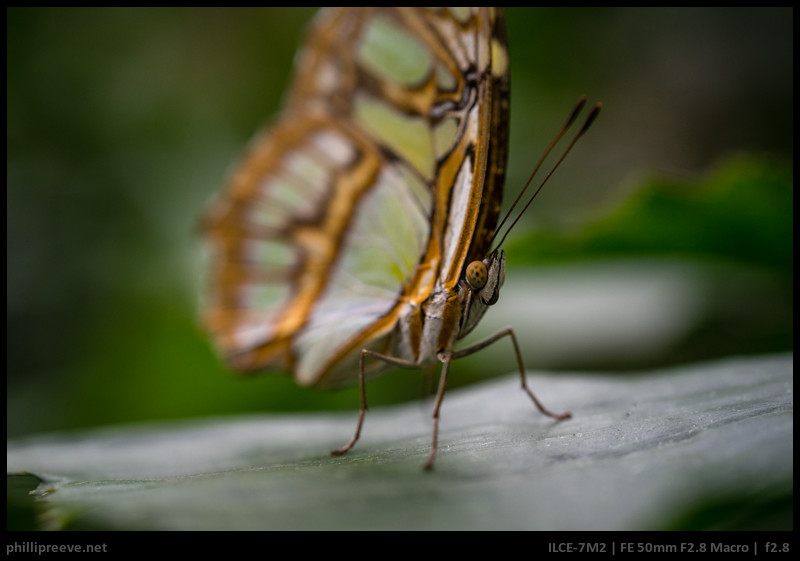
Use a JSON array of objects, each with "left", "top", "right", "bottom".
[{"left": 203, "top": 7, "right": 599, "bottom": 469}]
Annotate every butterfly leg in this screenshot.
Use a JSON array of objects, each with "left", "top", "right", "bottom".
[
  {"left": 452, "top": 327, "right": 572, "bottom": 420},
  {"left": 423, "top": 352, "right": 452, "bottom": 471},
  {"left": 330, "top": 349, "right": 420, "bottom": 457}
]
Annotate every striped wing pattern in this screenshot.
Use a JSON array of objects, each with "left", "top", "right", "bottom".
[{"left": 204, "top": 7, "right": 509, "bottom": 387}]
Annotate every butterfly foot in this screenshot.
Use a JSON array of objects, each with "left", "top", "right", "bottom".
[{"left": 330, "top": 442, "right": 354, "bottom": 456}]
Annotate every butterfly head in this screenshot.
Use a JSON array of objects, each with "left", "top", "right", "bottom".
[{"left": 465, "top": 250, "right": 505, "bottom": 306}]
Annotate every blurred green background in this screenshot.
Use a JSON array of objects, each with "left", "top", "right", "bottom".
[{"left": 7, "top": 7, "right": 792, "bottom": 439}]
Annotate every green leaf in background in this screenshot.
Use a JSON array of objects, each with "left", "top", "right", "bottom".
[
  {"left": 511, "top": 154, "right": 792, "bottom": 277},
  {"left": 496, "top": 155, "right": 792, "bottom": 368}
]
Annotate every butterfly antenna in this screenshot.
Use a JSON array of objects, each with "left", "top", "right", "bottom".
[
  {"left": 490, "top": 95, "right": 587, "bottom": 245},
  {"left": 490, "top": 97, "right": 602, "bottom": 254}
]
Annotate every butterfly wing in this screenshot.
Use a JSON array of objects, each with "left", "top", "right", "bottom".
[{"left": 204, "top": 7, "right": 509, "bottom": 387}]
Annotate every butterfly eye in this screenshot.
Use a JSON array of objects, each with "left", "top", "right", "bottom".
[{"left": 466, "top": 260, "right": 488, "bottom": 290}]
